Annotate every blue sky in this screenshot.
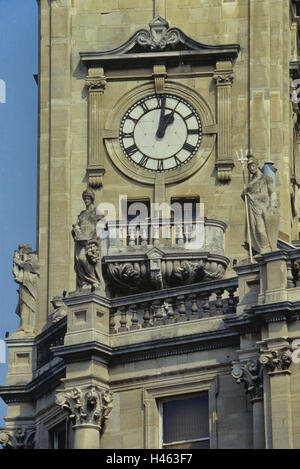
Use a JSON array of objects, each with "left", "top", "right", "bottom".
[{"left": 0, "top": 0, "right": 38, "bottom": 426}]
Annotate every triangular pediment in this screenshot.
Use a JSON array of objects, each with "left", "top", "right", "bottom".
[
  {"left": 80, "top": 17, "right": 240, "bottom": 69},
  {"left": 146, "top": 246, "right": 165, "bottom": 259}
]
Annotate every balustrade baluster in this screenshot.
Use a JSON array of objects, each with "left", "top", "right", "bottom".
[
  {"left": 152, "top": 223, "right": 160, "bottom": 247},
  {"left": 177, "top": 295, "right": 187, "bottom": 322},
  {"left": 142, "top": 302, "right": 151, "bottom": 328},
  {"left": 130, "top": 304, "right": 139, "bottom": 330},
  {"left": 140, "top": 225, "right": 148, "bottom": 248},
  {"left": 287, "top": 259, "right": 295, "bottom": 288},
  {"left": 128, "top": 226, "right": 136, "bottom": 248},
  {"left": 226, "top": 286, "right": 237, "bottom": 314},
  {"left": 201, "top": 292, "right": 211, "bottom": 318},
  {"left": 176, "top": 223, "right": 184, "bottom": 246},
  {"left": 109, "top": 308, "right": 116, "bottom": 334},
  {"left": 165, "top": 300, "right": 175, "bottom": 324},
  {"left": 189, "top": 294, "right": 199, "bottom": 320},
  {"left": 153, "top": 300, "right": 164, "bottom": 326},
  {"left": 215, "top": 289, "right": 224, "bottom": 315},
  {"left": 118, "top": 306, "right": 128, "bottom": 332}
]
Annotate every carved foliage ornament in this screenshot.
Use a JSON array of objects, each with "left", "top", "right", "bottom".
[
  {"left": 232, "top": 360, "right": 263, "bottom": 401},
  {"left": 259, "top": 348, "right": 292, "bottom": 373},
  {"left": 56, "top": 386, "right": 114, "bottom": 429},
  {"left": 136, "top": 17, "right": 180, "bottom": 51},
  {"left": 0, "top": 427, "right": 35, "bottom": 449}
]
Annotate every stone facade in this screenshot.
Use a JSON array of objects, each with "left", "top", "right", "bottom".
[{"left": 1, "top": 0, "right": 300, "bottom": 449}]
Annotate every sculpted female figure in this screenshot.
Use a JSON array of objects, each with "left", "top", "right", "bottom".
[
  {"left": 72, "top": 189, "right": 105, "bottom": 290},
  {"left": 242, "top": 155, "right": 279, "bottom": 255},
  {"left": 13, "top": 244, "right": 40, "bottom": 334}
]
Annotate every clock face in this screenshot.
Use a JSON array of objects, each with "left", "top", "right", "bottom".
[{"left": 119, "top": 93, "right": 202, "bottom": 172}]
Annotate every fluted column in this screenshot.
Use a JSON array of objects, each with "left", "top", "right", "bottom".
[
  {"left": 86, "top": 67, "right": 107, "bottom": 188},
  {"left": 56, "top": 386, "right": 113, "bottom": 449},
  {"left": 232, "top": 359, "right": 265, "bottom": 449},
  {"left": 259, "top": 347, "right": 293, "bottom": 449}
]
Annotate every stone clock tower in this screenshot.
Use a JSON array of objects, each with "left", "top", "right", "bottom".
[{"left": 2, "top": 0, "right": 300, "bottom": 450}]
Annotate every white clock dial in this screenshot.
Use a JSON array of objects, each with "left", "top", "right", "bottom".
[{"left": 119, "top": 94, "right": 202, "bottom": 172}]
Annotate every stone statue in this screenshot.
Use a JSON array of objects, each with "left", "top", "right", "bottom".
[
  {"left": 72, "top": 189, "right": 105, "bottom": 291},
  {"left": 51, "top": 292, "right": 68, "bottom": 323},
  {"left": 242, "top": 155, "right": 279, "bottom": 255},
  {"left": 12, "top": 244, "right": 39, "bottom": 334}
]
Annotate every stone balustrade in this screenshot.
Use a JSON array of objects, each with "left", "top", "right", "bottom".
[{"left": 109, "top": 277, "right": 238, "bottom": 333}]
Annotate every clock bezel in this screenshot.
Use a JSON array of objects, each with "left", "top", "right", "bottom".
[
  {"left": 103, "top": 81, "right": 217, "bottom": 185},
  {"left": 119, "top": 93, "right": 202, "bottom": 173}
]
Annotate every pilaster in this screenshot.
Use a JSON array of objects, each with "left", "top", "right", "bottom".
[
  {"left": 213, "top": 61, "right": 235, "bottom": 182},
  {"left": 86, "top": 67, "right": 107, "bottom": 189}
]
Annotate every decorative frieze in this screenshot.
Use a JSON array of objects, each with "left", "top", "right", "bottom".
[
  {"left": 56, "top": 386, "right": 114, "bottom": 430},
  {"left": 232, "top": 359, "right": 263, "bottom": 401}
]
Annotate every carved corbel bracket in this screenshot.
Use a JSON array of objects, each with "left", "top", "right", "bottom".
[
  {"left": 86, "top": 67, "right": 107, "bottom": 189},
  {"left": 152, "top": 65, "right": 167, "bottom": 94},
  {"left": 0, "top": 427, "right": 35, "bottom": 449},
  {"left": 259, "top": 348, "right": 293, "bottom": 374},
  {"left": 56, "top": 386, "right": 114, "bottom": 431},
  {"left": 213, "top": 61, "right": 235, "bottom": 183},
  {"left": 232, "top": 359, "right": 264, "bottom": 401}
]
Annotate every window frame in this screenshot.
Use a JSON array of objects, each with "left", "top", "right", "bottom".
[
  {"left": 143, "top": 373, "right": 218, "bottom": 449},
  {"left": 159, "top": 392, "right": 210, "bottom": 449}
]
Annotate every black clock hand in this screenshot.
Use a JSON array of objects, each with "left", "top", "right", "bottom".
[
  {"left": 156, "top": 95, "right": 167, "bottom": 138},
  {"left": 157, "top": 101, "right": 180, "bottom": 138}
]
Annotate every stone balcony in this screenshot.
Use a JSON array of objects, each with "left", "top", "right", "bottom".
[{"left": 101, "top": 217, "right": 229, "bottom": 295}]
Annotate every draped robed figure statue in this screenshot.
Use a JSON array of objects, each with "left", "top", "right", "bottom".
[
  {"left": 72, "top": 189, "right": 106, "bottom": 291},
  {"left": 241, "top": 154, "right": 279, "bottom": 257}
]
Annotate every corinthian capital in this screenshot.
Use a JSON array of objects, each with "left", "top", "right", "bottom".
[
  {"left": 232, "top": 359, "right": 264, "bottom": 401},
  {"left": 86, "top": 76, "right": 107, "bottom": 93},
  {"left": 56, "top": 386, "right": 114, "bottom": 429},
  {"left": 259, "top": 348, "right": 292, "bottom": 373},
  {"left": 0, "top": 427, "right": 35, "bottom": 449}
]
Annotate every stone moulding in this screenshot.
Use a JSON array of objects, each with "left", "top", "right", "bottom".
[
  {"left": 104, "top": 252, "right": 229, "bottom": 295},
  {"left": 79, "top": 16, "right": 240, "bottom": 69}
]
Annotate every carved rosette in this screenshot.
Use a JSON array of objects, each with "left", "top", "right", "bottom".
[
  {"left": 259, "top": 348, "right": 293, "bottom": 373},
  {"left": 232, "top": 360, "right": 264, "bottom": 401},
  {"left": 0, "top": 427, "right": 35, "bottom": 449},
  {"left": 56, "top": 386, "right": 114, "bottom": 430}
]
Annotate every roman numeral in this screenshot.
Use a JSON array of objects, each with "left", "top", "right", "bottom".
[
  {"left": 183, "top": 142, "right": 196, "bottom": 153},
  {"left": 121, "top": 131, "right": 134, "bottom": 138},
  {"left": 174, "top": 156, "right": 181, "bottom": 166},
  {"left": 127, "top": 115, "right": 138, "bottom": 124},
  {"left": 125, "top": 144, "right": 138, "bottom": 157},
  {"left": 140, "top": 101, "right": 149, "bottom": 113},
  {"left": 184, "top": 113, "right": 194, "bottom": 120},
  {"left": 156, "top": 94, "right": 165, "bottom": 108},
  {"left": 157, "top": 159, "right": 164, "bottom": 171},
  {"left": 187, "top": 128, "right": 199, "bottom": 135},
  {"left": 139, "top": 155, "right": 149, "bottom": 168}
]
